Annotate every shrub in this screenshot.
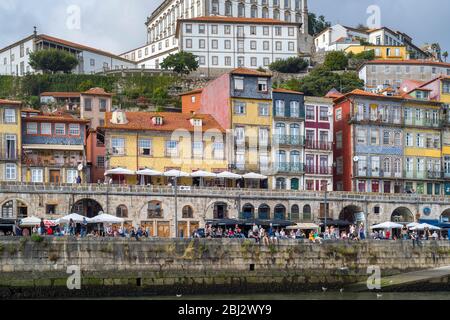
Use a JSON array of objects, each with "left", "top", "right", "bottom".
[
  {"left": 269, "top": 57, "right": 309, "bottom": 73},
  {"left": 31, "top": 234, "right": 44, "bottom": 243},
  {"left": 323, "top": 51, "right": 349, "bottom": 71}
]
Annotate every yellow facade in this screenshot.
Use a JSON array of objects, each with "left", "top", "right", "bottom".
[
  {"left": 345, "top": 45, "right": 408, "bottom": 60},
  {"left": 0, "top": 102, "right": 22, "bottom": 182},
  {"left": 107, "top": 130, "right": 228, "bottom": 185}
]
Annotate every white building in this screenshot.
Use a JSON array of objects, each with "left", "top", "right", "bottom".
[
  {"left": 0, "top": 31, "right": 136, "bottom": 76},
  {"left": 314, "top": 24, "right": 428, "bottom": 59},
  {"left": 177, "top": 16, "right": 301, "bottom": 76},
  {"left": 121, "top": 0, "right": 311, "bottom": 71}
]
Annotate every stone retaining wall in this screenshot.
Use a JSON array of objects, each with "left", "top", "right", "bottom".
[{"left": 1, "top": 238, "right": 450, "bottom": 298}]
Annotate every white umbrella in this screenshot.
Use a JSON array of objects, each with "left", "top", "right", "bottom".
[
  {"left": 136, "top": 168, "right": 162, "bottom": 176},
  {"left": 216, "top": 171, "right": 242, "bottom": 179},
  {"left": 89, "top": 213, "right": 125, "bottom": 224},
  {"left": 243, "top": 172, "right": 268, "bottom": 179},
  {"left": 104, "top": 167, "right": 136, "bottom": 176},
  {"left": 370, "top": 222, "right": 404, "bottom": 229},
  {"left": 407, "top": 222, "right": 420, "bottom": 229},
  {"left": 163, "top": 169, "right": 190, "bottom": 177},
  {"left": 190, "top": 170, "right": 217, "bottom": 178},
  {"left": 58, "top": 213, "right": 91, "bottom": 224},
  {"left": 20, "top": 216, "right": 41, "bottom": 227},
  {"left": 411, "top": 223, "right": 441, "bottom": 231}
]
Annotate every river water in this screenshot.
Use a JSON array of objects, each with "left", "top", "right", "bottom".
[{"left": 116, "top": 292, "right": 450, "bottom": 300}]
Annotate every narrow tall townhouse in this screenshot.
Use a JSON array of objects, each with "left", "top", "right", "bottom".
[{"left": 0, "top": 100, "right": 22, "bottom": 183}]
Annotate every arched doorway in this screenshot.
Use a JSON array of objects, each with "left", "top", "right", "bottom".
[
  {"left": 182, "top": 206, "right": 194, "bottom": 219},
  {"left": 339, "top": 205, "right": 363, "bottom": 224},
  {"left": 303, "top": 205, "right": 312, "bottom": 221},
  {"left": 213, "top": 202, "right": 228, "bottom": 219},
  {"left": 274, "top": 204, "right": 286, "bottom": 220},
  {"left": 291, "top": 205, "right": 300, "bottom": 221},
  {"left": 258, "top": 204, "right": 270, "bottom": 220},
  {"left": 391, "top": 207, "right": 414, "bottom": 223},
  {"left": 242, "top": 203, "right": 255, "bottom": 219},
  {"left": 72, "top": 199, "right": 103, "bottom": 218}
]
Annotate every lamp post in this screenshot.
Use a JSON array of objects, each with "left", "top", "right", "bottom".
[{"left": 323, "top": 181, "right": 331, "bottom": 233}]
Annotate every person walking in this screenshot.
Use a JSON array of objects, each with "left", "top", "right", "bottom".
[{"left": 81, "top": 217, "right": 88, "bottom": 238}]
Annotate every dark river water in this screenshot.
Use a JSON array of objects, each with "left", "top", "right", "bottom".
[{"left": 113, "top": 292, "right": 450, "bottom": 300}]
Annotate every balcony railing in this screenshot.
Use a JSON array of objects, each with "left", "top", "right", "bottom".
[
  {"left": 403, "top": 170, "right": 443, "bottom": 180},
  {"left": 23, "top": 157, "right": 82, "bottom": 168},
  {"left": 0, "top": 149, "right": 19, "bottom": 161},
  {"left": 304, "top": 140, "right": 333, "bottom": 151},
  {"left": 276, "top": 162, "right": 304, "bottom": 174},
  {"left": 349, "top": 114, "right": 402, "bottom": 126},
  {"left": 304, "top": 166, "right": 333, "bottom": 175},
  {"left": 273, "top": 135, "right": 304, "bottom": 146}
]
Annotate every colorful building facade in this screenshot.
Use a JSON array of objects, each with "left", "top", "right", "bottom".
[
  {"left": 0, "top": 100, "right": 22, "bottom": 183},
  {"left": 344, "top": 45, "right": 408, "bottom": 60}
]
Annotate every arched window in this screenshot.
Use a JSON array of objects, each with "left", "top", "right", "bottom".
[
  {"left": 303, "top": 204, "right": 312, "bottom": 221},
  {"left": 262, "top": 7, "right": 269, "bottom": 18},
  {"left": 251, "top": 5, "right": 258, "bottom": 18},
  {"left": 242, "top": 203, "right": 255, "bottom": 219},
  {"left": 148, "top": 201, "right": 163, "bottom": 218},
  {"left": 225, "top": 0, "right": 232, "bottom": 16},
  {"left": 296, "top": 13, "right": 302, "bottom": 23},
  {"left": 276, "top": 177, "right": 286, "bottom": 190},
  {"left": 1, "top": 201, "right": 13, "bottom": 218},
  {"left": 291, "top": 205, "right": 300, "bottom": 221},
  {"left": 290, "top": 150, "right": 300, "bottom": 164},
  {"left": 273, "top": 9, "right": 280, "bottom": 20},
  {"left": 258, "top": 204, "right": 270, "bottom": 219},
  {"left": 274, "top": 204, "right": 286, "bottom": 220},
  {"left": 116, "top": 205, "right": 128, "bottom": 218},
  {"left": 383, "top": 158, "right": 391, "bottom": 174},
  {"left": 182, "top": 205, "right": 194, "bottom": 218},
  {"left": 276, "top": 122, "right": 286, "bottom": 136},
  {"left": 238, "top": 2, "right": 245, "bottom": 17},
  {"left": 284, "top": 11, "right": 291, "bottom": 22},
  {"left": 211, "top": 0, "right": 219, "bottom": 14},
  {"left": 394, "top": 158, "right": 401, "bottom": 174}
]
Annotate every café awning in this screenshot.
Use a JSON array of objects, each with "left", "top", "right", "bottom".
[
  {"left": 242, "top": 172, "right": 268, "bottom": 179},
  {"left": 136, "top": 168, "right": 162, "bottom": 176},
  {"left": 190, "top": 170, "right": 217, "bottom": 178},
  {"left": 216, "top": 171, "right": 242, "bottom": 179},
  {"left": 104, "top": 167, "right": 136, "bottom": 176}
]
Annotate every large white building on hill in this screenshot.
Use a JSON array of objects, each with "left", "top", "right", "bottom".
[
  {"left": 0, "top": 30, "right": 136, "bottom": 76},
  {"left": 121, "top": 0, "right": 312, "bottom": 73}
]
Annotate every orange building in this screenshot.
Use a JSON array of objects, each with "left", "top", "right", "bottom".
[{"left": 180, "top": 88, "right": 203, "bottom": 114}]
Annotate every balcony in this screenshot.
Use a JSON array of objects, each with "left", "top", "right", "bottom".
[
  {"left": 276, "top": 162, "right": 304, "bottom": 174},
  {"left": 304, "top": 140, "right": 333, "bottom": 151},
  {"left": 404, "top": 118, "right": 441, "bottom": 129},
  {"left": 304, "top": 166, "right": 333, "bottom": 175},
  {"left": 0, "top": 149, "right": 19, "bottom": 161},
  {"left": 348, "top": 114, "right": 402, "bottom": 126},
  {"left": 273, "top": 135, "right": 304, "bottom": 147},
  {"left": 403, "top": 170, "right": 443, "bottom": 180}
]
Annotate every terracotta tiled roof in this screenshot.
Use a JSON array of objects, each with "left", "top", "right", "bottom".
[
  {"left": 104, "top": 112, "right": 225, "bottom": 133},
  {"left": 179, "top": 88, "right": 203, "bottom": 96},
  {"left": 273, "top": 88, "right": 304, "bottom": 94},
  {"left": 0, "top": 99, "right": 21, "bottom": 105},
  {"left": 334, "top": 89, "right": 404, "bottom": 103},
  {"left": 37, "top": 34, "right": 132, "bottom": 63},
  {"left": 23, "top": 113, "right": 89, "bottom": 123},
  {"left": 21, "top": 108, "right": 40, "bottom": 113},
  {"left": 179, "top": 16, "right": 301, "bottom": 25},
  {"left": 40, "top": 92, "right": 80, "bottom": 98},
  {"left": 230, "top": 67, "right": 272, "bottom": 77},
  {"left": 82, "top": 87, "right": 113, "bottom": 97}
]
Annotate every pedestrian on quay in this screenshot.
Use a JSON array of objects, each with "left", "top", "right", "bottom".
[
  {"left": 359, "top": 224, "right": 365, "bottom": 240},
  {"left": 69, "top": 218, "right": 75, "bottom": 236},
  {"left": 39, "top": 218, "right": 45, "bottom": 235}
]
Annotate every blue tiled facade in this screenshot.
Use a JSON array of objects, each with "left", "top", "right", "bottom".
[
  {"left": 272, "top": 91, "right": 305, "bottom": 119},
  {"left": 230, "top": 75, "right": 272, "bottom": 100},
  {"left": 22, "top": 123, "right": 85, "bottom": 146},
  {"left": 354, "top": 125, "right": 403, "bottom": 156}
]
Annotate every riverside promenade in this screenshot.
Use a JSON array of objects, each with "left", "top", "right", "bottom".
[{"left": 1, "top": 237, "right": 450, "bottom": 298}]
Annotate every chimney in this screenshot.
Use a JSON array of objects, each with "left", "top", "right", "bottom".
[{"left": 33, "top": 26, "right": 37, "bottom": 36}]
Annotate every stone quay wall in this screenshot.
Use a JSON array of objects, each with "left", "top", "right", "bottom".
[{"left": 1, "top": 238, "right": 450, "bottom": 298}]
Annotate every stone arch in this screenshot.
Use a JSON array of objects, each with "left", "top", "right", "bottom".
[
  {"left": 116, "top": 204, "right": 128, "bottom": 218},
  {"left": 242, "top": 203, "right": 255, "bottom": 219},
  {"left": 303, "top": 204, "right": 312, "bottom": 221},
  {"left": 441, "top": 208, "right": 450, "bottom": 222},
  {"left": 391, "top": 207, "right": 414, "bottom": 223},
  {"left": 213, "top": 201, "right": 229, "bottom": 219},
  {"left": 72, "top": 199, "right": 103, "bottom": 218},
  {"left": 339, "top": 205, "right": 363, "bottom": 223},
  {"left": 274, "top": 204, "right": 286, "bottom": 220},
  {"left": 258, "top": 203, "right": 270, "bottom": 220},
  {"left": 0, "top": 198, "right": 30, "bottom": 219},
  {"left": 182, "top": 205, "right": 194, "bottom": 219}
]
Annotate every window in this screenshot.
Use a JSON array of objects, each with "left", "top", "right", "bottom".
[
  {"left": 199, "top": 39, "right": 205, "bottom": 48},
  {"left": 193, "top": 141, "right": 203, "bottom": 156},
  {"left": 383, "top": 131, "right": 390, "bottom": 145},
  {"left": 211, "top": 25, "right": 218, "bottom": 34},
  {"left": 234, "top": 101, "right": 246, "bottom": 114},
  {"left": 288, "top": 42, "right": 295, "bottom": 51},
  {"left": 371, "top": 130, "right": 379, "bottom": 145},
  {"left": 182, "top": 206, "right": 194, "bottom": 219},
  {"left": 336, "top": 157, "right": 343, "bottom": 174},
  {"left": 224, "top": 25, "right": 231, "bottom": 34},
  {"left": 275, "top": 100, "right": 285, "bottom": 116},
  {"left": 212, "top": 39, "right": 218, "bottom": 49},
  {"left": 5, "top": 164, "right": 16, "bottom": 181},
  {"left": 235, "top": 127, "right": 245, "bottom": 144},
  {"left": 84, "top": 98, "right": 92, "bottom": 111},
  {"left": 259, "top": 103, "right": 269, "bottom": 116},
  {"left": 258, "top": 78, "right": 268, "bottom": 92},
  {"left": 237, "top": 56, "right": 244, "bottom": 67},
  {"left": 335, "top": 108, "right": 342, "bottom": 121},
  {"left": 55, "top": 123, "right": 65, "bottom": 135},
  {"left": 198, "top": 24, "right": 205, "bottom": 34},
  {"left": 116, "top": 205, "right": 128, "bottom": 218},
  {"left": 212, "top": 56, "right": 219, "bottom": 65},
  {"left": 336, "top": 132, "right": 343, "bottom": 149},
  {"left": 166, "top": 140, "right": 178, "bottom": 155},
  {"left": 251, "top": 57, "right": 257, "bottom": 67},
  {"left": 417, "top": 133, "right": 424, "bottom": 148},
  {"left": 443, "top": 81, "right": 450, "bottom": 94},
  {"left": 97, "top": 156, "right": 105, "bottom": 168},
  {"left": 357, "top": 129, "right": 366, "bottom": 144},
  {"left": 290, "top": 101, "right": 300, "bottom": 117},
  {"left": 250, "top": 41, "right": 257, "bottom": 50},
  {"left": 26, "top": 122, "right": 38, "bottom": 135},
  {"left": 263, "top": 41, "right": 269, "bottom": 51},
  {"left": 263, "top": 26, "right": 269, "bottom": 36},
  {"left": 306, "top": 105, "right": 315, "bottom": 120},
  {"left": 263, "top": 58, "right": 270, "bottom": 66},
  {"left": 275, "top": 41, "right": 282, "bottom": 51},
  {"left": 225, "top": 40, "right": 231, "bottom": 49},
  {"left": 319, "top": 106, "right": 328, "bottom": 121},
  {"left": 250, "top": 26, "right": 257, "bottom": 35},
  {"left": 225, "top": 56, "right": 231, "bottom": 66},
  {"left": 185, "top": 24, "right": 192, "bottom": 33},
  {"left": 111, "top": 138, "right": 125, "bottom": 155},
  {"left": 288, "top": 27, "right": 295, "bottom": 36},
  {"left": 139, "top": 139, "right": 152, "bottom": 156},
  {"left": 99, "top": 99, "right": 107, "bottom": 112},
  {"left": 31, "top": 168, "right": 43, "bottom": 183},
  {"left": 234, "top": 77, "right": 244, "bottom": 90},
  {"left": 4, "top": 109, "right": 16, "bottom": 123},
  {"left": 69, "top": 124, "right": 80, "bottom": 136},
  {"left": 67, "top": 169, "right": 78, "bottom": 184},
  {"left": 186, "top": 39, "right": 192, "bottom": 48}
]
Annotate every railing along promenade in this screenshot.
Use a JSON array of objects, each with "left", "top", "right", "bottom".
[{"left": 2, "top": 182, "right": 450, "bottom": 204}]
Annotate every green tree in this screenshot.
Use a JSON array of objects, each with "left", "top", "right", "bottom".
[
  {"left": 78, "top": 80, "right": 95, "bottom": 92},
  {"left": 269, "top": 57, "right": 309, "bottom": 73},
  {"left": 29, "top": 49, "right": 79, "bottom": 74},
  {"left": 152, "top": 87, "right": 170, "bottom": 108},
  {"left": 160, "top": 51, "right": 199, "bottom": 75},
  {"left": 281, "top": 66, "right": 364, "bottom": 97},
  {"left": 308, "top": 13, "right": 331, "bottom": 36},
  {"left": 323, "top": 51, "right": 349, "bottom": 71},
  {"left": 443, "top": 51, "right": 449, "bottom": 62}
]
